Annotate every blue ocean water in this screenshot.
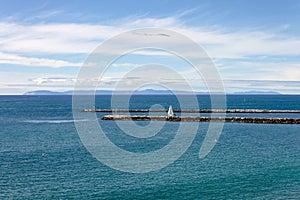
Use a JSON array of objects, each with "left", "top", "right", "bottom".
[{"left": 0, "top": 95, "right": 299, "bottom": 199}]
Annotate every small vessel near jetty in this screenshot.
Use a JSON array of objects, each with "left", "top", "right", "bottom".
[{"left": 167, "top": 105, "right": 175, "bottom": 118}]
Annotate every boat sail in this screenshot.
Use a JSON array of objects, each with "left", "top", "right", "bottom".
[{"left": 167, "top": 105, "right": 175, "bottom": 117}]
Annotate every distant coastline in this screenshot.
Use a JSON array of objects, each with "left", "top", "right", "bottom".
[{"left": 23, "top": 89, "right": 282, "bottom": 96}]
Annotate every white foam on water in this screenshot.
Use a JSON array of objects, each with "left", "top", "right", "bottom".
[{"left": 21, "top": 119, "right": 90, "bottom": 124}]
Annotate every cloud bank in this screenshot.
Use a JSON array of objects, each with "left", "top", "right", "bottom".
[{"left": 0, "top": 16, "right": 299, "bottom": 94}]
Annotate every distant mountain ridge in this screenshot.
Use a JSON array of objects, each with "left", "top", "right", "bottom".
[
  {"left": 233, "top": 91, "right": 281, "bottom": 95},
  {"left": 24, "top": 90, "right": 72, "bottom": 95},
  {"left": 23, "top": 89, "right": 177, "bottom": 95},
  {"left": 23, "top": 89, "right": 281, "bottom": 95}
]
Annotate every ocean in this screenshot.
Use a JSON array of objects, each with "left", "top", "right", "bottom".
[{"left": 1, "top": 95, "right": 299, "bottom": 199}]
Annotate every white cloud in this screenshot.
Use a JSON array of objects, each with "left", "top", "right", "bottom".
[
  {"left": 218, "top": 61, "right": 300, "bottom": 81},
  {"left": 223, "top": 80, "right": 300, "bottom": 94},
  {"left": 0, "top": 72, "right": 74, "bottom": 94},
  {"left": 0, "top": 22, "right": 122, "bottom": 54},
  {"left": 0, "top": 16, "right": 300, "bottom": 93},
  {"left": 1, "top": 18, "right": 300, "bottom": 58},
  {"left": 4, "top": 73, "right": 299, "bottom": 94},
  {"left": 128, "top": 17, "right": 181, "bottom": 27},
  {"left": 0, "top": 52, "right": 80, "bottom": 67},
  {"left": 175, "top": 27, "right": 300, "bottom": 59},
  {"left": 30, "top": 77, "right": 76, "bottom": 85},
  {"left": 110, "top": 63, "right": 140, "bottom": 68}
]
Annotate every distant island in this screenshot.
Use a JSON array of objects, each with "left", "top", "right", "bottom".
[{"left": 23, "top": 89, "right": 281, "bottom": 95}]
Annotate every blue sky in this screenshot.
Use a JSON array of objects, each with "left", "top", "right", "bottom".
[{"left": 0, "top": 0, "right": 299, "bottom": 94}]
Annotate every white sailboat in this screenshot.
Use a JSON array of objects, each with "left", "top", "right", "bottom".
[{"left": 167, "top": 105, "right": 175, "bottom": 117}]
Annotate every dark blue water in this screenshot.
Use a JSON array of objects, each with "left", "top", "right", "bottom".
[{"left": 1, "top": 95, "right": 299, "bottom": 199}]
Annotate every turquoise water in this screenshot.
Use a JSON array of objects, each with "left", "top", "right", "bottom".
[{"left": 1, "top": 95, "right": 299, "bottom": 199}]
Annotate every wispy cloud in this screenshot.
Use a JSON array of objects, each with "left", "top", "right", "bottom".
[
  {"left": 0, "top": 15, "right": 299, "bottom": 93},
  {"left": 29, "top": 77, "right": 76, "bottom": 85},
  {"left": 0, "top": 22, "right": 122, "bottom": 54},
  {"left": 0, "top": 52, "right": 80, "bottom": 67},
  {"left": 1, "top": 17, "right": 300, "bottom": 58},
  {"left": 111, "top": 63, "right": 140, "bottom": 68},
  {"left": 218, "top": 61, "right": 300, "bottom": 81},
  {"left": 223, "top": 79, "right": 300, "bottom": 93},
  {"left": 6, "top": 75, "right": 299, "bottom": 94}
]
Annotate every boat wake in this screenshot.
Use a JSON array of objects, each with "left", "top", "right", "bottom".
[{"left": 21, "top": 119, "right": 90, "bottom": 124}]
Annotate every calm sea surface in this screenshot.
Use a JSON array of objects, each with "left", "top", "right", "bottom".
[{"left": 1, "top": 95, "right": 299, "bottom": 199}]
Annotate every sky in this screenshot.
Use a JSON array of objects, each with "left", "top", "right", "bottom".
[{"left": 0, "top": 0, "right": 299, "bottom": 94}]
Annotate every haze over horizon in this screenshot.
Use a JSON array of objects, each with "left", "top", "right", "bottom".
[{"left": 0, "top": 0, "right": 300, "bottom": 94}]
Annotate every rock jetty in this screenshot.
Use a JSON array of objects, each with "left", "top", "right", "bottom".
[
  {"left": 83, "top": 109, "right": 300, "bottom": 113},
  {"left": 101, "top": 115, "right": 300, "bottom": 124}
]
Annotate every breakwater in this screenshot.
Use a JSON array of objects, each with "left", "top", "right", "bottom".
[
  {"left": 83, "top": 109, "right": 300, "bottom": 113},
  {"left": 101, "top": 115, "right": 300, "bottom": 124}
]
